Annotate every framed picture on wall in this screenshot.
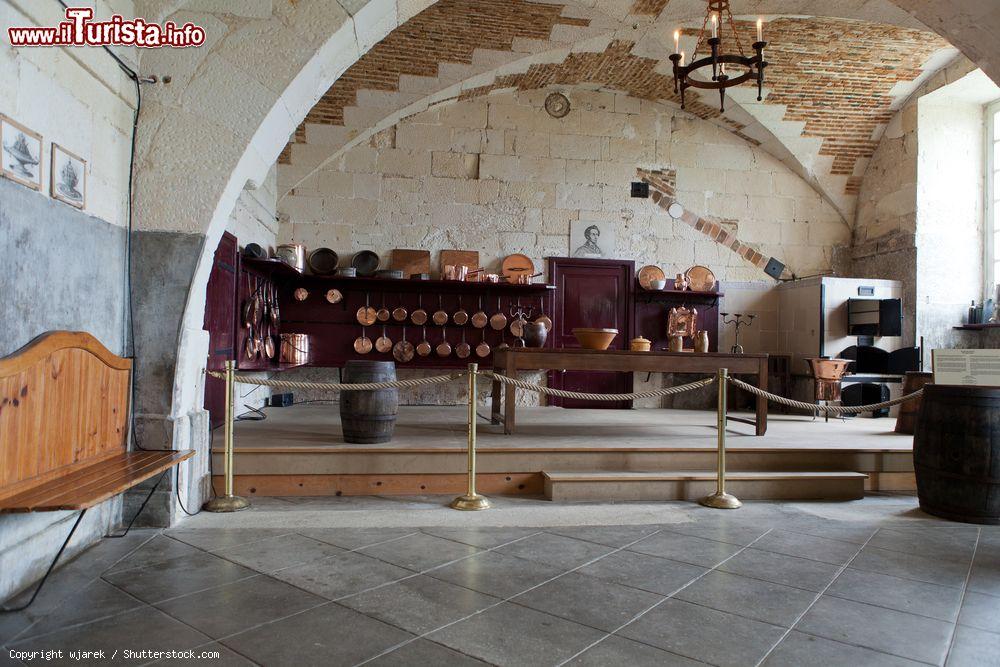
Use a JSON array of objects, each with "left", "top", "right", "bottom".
[
  {"left": 1, "top": 114, "right": 43, "bottom": 191},
  {"left": 51, "top": 143, "right": 86, "bottom": 209},
  {"left": 570, "top": 220, "right": 616, "bottom": 259}
]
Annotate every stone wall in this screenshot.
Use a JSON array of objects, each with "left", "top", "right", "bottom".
[{"left": 0, "top": 0, "right": 136, "bottom": 601}]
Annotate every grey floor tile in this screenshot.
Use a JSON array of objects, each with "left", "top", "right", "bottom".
[
  {"left": 494, "top": 532, "right": 614, "bottom": 569},
  {"left": 359, "top": 533, "right": 480, "bottom": 571},
  {"left": 675, "top": 570, "right": 816, "bottom": 627},
  {"left": 752, "top": 530, "right": 860, "bottom": 565},
  {"left": 429, "top": 602, "right": 605, "bottom": 666},
  {"left": 0, "top": 649, "right": 23, "bottom": 667},
  {"left": 6, "top": 578, "right": 145, "bottom": 642},
  {"left": 853, "top": 545, "right": 972, "bottom": 588},
  {"left": 565, "top": 635, "right": 708, "bottom": 666},
  {"left": 102, "top": 551, "right": 257, "bottom": 604},
  {"left": 513, "top": 572, "right": 663, "bottom": 632},
  {"left": 946, "top": 624, "right": 1000, "bottom": 667},
  {"left": 828, "top": 567, "right": 964, "bottom": 621},
  {"left": 781, "top": 520, "right": 879, "bottom": 545},
  {"left": 869, "top": 528, "right": 978, "bottom": 563},
  {"left": 663, "top": 520, "right": 771, "bottom": 546},
  {"left": 762, "top": 631, "right": 925, "bottom": 667},
  {"left": 968, "top": 559, "right": 1000, "bottom": 596},
  {"left": 421, "top": 527, "right": 541, "bottom": 548},
  {"left": 215, "top": 533, "right": 343, "bottom": 573},
  {"left": 958, "top": 591, "right": 1000, "bottom": 634},
  {"left": 10, "top": 607, "right": 212, "bottom": 666},
  {"left": 270, "top": 550, "right": 413, "bottom": 600},
  {"left": 102, "top": 534, "right": 203, "bottom": 574},
  {"left": 426, "top": 550, "right": 564, "bottom": 598},
  {"left": 155, "top": 574, "right": 325, "bottom": 639},
  {"left": 577, "top": 550, "right": 707, "bottom": 596},
  {"left": 148, "top": 643, "right": 257, "bottom": 666},
  {"left": 617, "top": 597, "right": 785, "bottom": 667},
  {"left": 339, "top": 575, "right": 499, "bottom": 635},
  {"left": 368, "top": 639, "right": 490, "bottom": 666},
  {"left": 296, "top": 527, "right": 417, "bottom": 550},
  {"left": 221, "top": 603, "right": 414, "bottom": 666},
  {"left": 797, "top": 595, "right": 953, "bottom": 664},
  {"left": 164, "top": 528, "right": 294, "bottom": 552},
  {"left": 718, "top": 547, "right": 841, "bottom": 592},
  {"left": 627, "top": 531, "right": 742, "bottom": 568},
  {"left": 547, "top": 525, "right": 662, "bottom": 547}
]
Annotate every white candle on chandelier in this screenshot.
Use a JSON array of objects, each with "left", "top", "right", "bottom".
[
  {"left": 711, "top": 13, "right": 718, "bottom": 38},
  {"left": 674, "top": 29, "right": 680, "bottom": 54},
  {"left": 680, "top": 50, "right": 685, "bottom": 66},
  {"left": 757, "top": 18, "right": 763, "bottom": 43}
]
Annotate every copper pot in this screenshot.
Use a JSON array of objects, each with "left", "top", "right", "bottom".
[
  {"left": 377, "top": 294, "right": 391, "bottom": 322},
  {"left": 280, "top": 333, "right": 309, "bottom": 364},
  {"left": 456, "top": 329, "right": 471, "bottom": 358},
  {"left": 392, "top": 306, "right": 408, "bottom": 322},
  {"left": 436, "top": 327, "right": 452, "bottom": 357},
  {"left": 393, "top": 329, "right": 414, "bottom": 362},
  {"left": 357, "top": 305, "right": 377, "bottom": 326},
  {"left": 433, "top": 295, "right": 449, "bottom": 326},
  {"left": 453, "top": 297, "right": 469, "bottom": 326},
  {"left": 375, "top": 326, "right": 393, "bottom": 353},
  {"left": 294, "top": 287, "right": 309, "bottom": 302},
  {"left": 411, "top": 295, "right": 428, "bottom": 326},
  {"left": 416, "top": 327, "right": 432, "bottom": 357},
  {"left": 476, "top": 336, "right": 491, "bottom": 358},
  {"left": 490, "top": 297, "right": 507, "bottom": 330},
  {"left": 354, "top": 331, "right": 373, "bottom": 354},
  {"left": 471, "top": 296, "right": 488, "bottom": 328},
  {"left": 325, "top": 289, "right": 343, "bottom": 304}
]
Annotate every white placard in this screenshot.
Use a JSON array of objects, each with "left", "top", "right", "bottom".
[{"left": 932, "top": 349, "right": 1000, "bottom": 386}]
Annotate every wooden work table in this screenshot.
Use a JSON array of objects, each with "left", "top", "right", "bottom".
[{"left": 490, "top": 347, "right": 769, "bottom": 436}]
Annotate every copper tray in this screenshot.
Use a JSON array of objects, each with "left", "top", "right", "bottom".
[
  {"left": 637, "top": 265, "right": 665, "bottom": 291},
  {"left": 685, "top": 265, "right": 716, "bottom": 292}
]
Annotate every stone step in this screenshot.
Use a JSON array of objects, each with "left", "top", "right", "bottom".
[{"left": 542, "top": 470, "right": 868, "bottom": 502}]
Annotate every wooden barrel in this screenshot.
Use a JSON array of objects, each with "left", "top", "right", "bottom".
[
  {"left": 894, "top": 371, "right": 933, "bottom": 434},
  {"left": 339, "top": 361, "right": 398, "bottom": 444},
  {"left": 914, "top": 384, "right": 1000, "bottom": 524}
]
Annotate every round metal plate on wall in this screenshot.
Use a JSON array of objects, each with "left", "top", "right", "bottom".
[
  {"left": 667, "top": 202, "right": 685, "bottom": 219},
  {"left": 544, "top": 92, "right": 571, "bottom": 118}
]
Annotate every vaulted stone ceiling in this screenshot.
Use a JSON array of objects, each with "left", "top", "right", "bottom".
[{"left": 276, "top": 0, "right": 958, "bottom": 223}]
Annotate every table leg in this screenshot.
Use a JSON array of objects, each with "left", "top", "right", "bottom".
[
  {"left": 504, "top": 355, "right": 517, "bottom": 435},
  {"left": 756, "top": 361, "right": 768, "bottom": 436},
  {"left": 491, "top": 376, "right": 501, "bottom": 425}
]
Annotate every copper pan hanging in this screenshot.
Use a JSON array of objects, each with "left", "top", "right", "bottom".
[
  {"left": 357, "top": 293, "right": 377, "bottom": 326},
  {"left": 476, "top": 329, "right": 491, "bottom": 358},
  {"left": 534, "top": 296, "right": 552, "bottom": 332},
  {"left": 264, "top": 327, "right": 276, "bottom": 360},
  {"left": 456, "top": 328, "right": 471, "bottom": 359},
  {"left": 411, "top": 294, "right": 428, "bottom": 326},
  {"left": 432, "top": 295, "right": 449, "bottom": 326},
  {"left": 453, "top": 296, "right": 469, "bottom": 326},
  {"left": 293, "top": 287, "right": 309, "bottom": 302},
  {"left": 375, "top": 325, "right": 393, "bottom": 353},
  {"left": 471, "top": 295, "right": 488, "bottom": 329},
  {"left": 436, "top": 326, "right": 452, "bottom": 357},
  {"left": 245, "top": 323, "right": 258, "bottom": 359},
  {"left": 490, "top": 296, "right": 507, "bottom": 330},
  {"left": 354, "top": 326, "right": 373, "bottom": 354},
  {"left": 270, "top": 282, "right": 280, "bottom": 324},
  {"left": 416, "top": 326, "right": 432, "bottom": 357},
  {"left": 241, "top": 274, "right": 254, "bottom": 328},
  {"left": 392, "top": 293, "right": 408, "bottom": 322},
  {"left": 393, "top": 327, "right": 414, "bottom": 362},
  {"left": 326, "top": 288, "right": 343, "bottom": 304},
  {"left": 377, "top": 293, "right": 391, "bottom": 323}
]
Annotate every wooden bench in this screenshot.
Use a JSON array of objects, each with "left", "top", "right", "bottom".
[{"left": 0, "top": 331, "right": 193, "bottom": 611}]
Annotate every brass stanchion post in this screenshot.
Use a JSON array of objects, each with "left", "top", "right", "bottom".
[
  {"left": 699, "top": 368, "right": 742, "bottom": 509},
  {"left": 203, "top": 360, "right": 251, "bottom": 512},
  {"left": 450, "top": 363, "right": 490, "bottom": 511}
]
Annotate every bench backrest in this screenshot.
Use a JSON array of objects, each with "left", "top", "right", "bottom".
[{"left": 0, "top": 332, "right": 131, "bottom": 503}]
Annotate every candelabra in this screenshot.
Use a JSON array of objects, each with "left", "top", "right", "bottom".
[{"left": 721, "top": 312, "right": 755, "bottom": 354}]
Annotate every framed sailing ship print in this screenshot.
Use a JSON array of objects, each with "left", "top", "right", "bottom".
[
  {"left": 1, "top": 114, "right": 43, "bottom": 191},
  {"left": 51, "top": 143, "right": 86, "bottom": 209}
]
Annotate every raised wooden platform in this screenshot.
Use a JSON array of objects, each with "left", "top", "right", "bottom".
[{"left": 215, "top": 405, "right": 914, "bottom": 501}]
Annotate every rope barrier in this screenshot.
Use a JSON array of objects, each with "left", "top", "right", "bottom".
[
  {"left": 206, "top": 369, "right": 466, "bottom": 392},
  {"left": 481, "top": 371, "right": 715, "bottom": 401},
  {"left": 727, "top": 377, "right": 923, "bottom": 414}
]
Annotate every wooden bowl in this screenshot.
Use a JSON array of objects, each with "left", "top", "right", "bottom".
[{"left": 572, "top": 328, "right": 618, "bottom": 350}]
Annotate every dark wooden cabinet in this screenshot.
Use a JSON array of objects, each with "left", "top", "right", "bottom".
[
  {"left": 547, "top": 257, "right": 634, "bottom": 409},
  {"left": 203, "top": 232, "right": 238, "bottom": 428}
]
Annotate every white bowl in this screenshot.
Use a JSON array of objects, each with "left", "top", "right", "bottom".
[{"left": 649, "top": 279, "right": 667, "bottom": 290}]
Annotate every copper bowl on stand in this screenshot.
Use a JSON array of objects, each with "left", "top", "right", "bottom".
[{"left": 806, "top": 357, "right": 852, "bottom": 402}]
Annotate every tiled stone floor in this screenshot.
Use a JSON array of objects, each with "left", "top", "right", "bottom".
[{"left": 2, "top": 497, "right": 998, "bottom": 666}]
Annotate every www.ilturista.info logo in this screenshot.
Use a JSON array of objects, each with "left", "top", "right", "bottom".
[{"left": 7, "top": 7, "right": 205, "bottom": 48}]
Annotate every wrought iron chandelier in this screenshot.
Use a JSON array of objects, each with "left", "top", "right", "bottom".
[{"left": 669, "top": 0, "right": 768, "bottom": 112}]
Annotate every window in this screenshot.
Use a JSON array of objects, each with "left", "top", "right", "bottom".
[{"left": 988, "top": 101, "right": 1000, "bottom": 297}]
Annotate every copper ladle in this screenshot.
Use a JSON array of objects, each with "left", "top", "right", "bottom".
[
  {"left": 436, "top": 326, "right": 452, "bottom": 357},
  {"left": 417, "top": 326, "right": 432, "bottom": 357},
  {"left": 393, "top": 327, "right": 414, "bottom": 362},
  {"left": 471, "top": 295, "right": 488, "bottom": 329},
  {"left": 411, "top": 294, "right": 427, "bottom": 326},
  {"left": 375, "top": 325, "right": 393, "bottom": 353}
]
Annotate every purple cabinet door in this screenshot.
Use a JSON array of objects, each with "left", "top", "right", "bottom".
[
  {"left": 547, "top": 257, "right": 635, "bottom": 409},
  {"left": 203, "top": 232, "right": 238, "bottom": 429}
]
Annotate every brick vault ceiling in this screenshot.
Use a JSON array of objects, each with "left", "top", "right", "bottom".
[{"left": 278, "top": 0, "right": 956, "bottom": 223}]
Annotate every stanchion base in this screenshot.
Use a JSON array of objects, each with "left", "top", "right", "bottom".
[
  {"left": 699, "top": 492, "right": 742, "bottom": 509},
  {"left": 450, "top": 494, "right": 491, "bottom": 511},
  {"left": 202, "top": 495, "right": 251, "bottom": 513}
]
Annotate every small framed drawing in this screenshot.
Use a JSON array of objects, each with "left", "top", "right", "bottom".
[
  {"left": 51, "top": 143, "right": 86, "bottom": 209},
  {"left": 570, "top": 220, "right": 616, "bottom": 259},
  {"left": 1, "top": 114, "right": 43, "bottom": 190}
]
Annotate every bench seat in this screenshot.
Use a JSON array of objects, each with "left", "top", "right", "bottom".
[{"left": 0, "top": 450, "right": 194, "bottom": 514}]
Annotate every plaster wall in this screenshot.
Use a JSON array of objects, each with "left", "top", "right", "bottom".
[{"left": 0, "top": 0, "right": 136, "bottom": 601}]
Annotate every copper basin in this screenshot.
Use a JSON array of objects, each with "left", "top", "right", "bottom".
[{"left": 806, "top": 357, "right": 852, "bottom": 381}]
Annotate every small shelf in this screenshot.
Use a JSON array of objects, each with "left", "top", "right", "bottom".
[
  {"left": 636, "top": 288, "right": 724, "bottom": 303},
  {"left": 953, "top": 323, "right": 1000, "bottom": 331},
  {"left": 242, "top": 257, "right": 303, "bottom": 279},
  {"left": 284, "top": 274, "right": 556, "bottom": 294}
]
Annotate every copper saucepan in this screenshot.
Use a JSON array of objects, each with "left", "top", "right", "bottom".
[
  {"left": 471, "top": 295, "right": 488, "bottom": 329},
  {"left": 325, "top": 288, "right": 343, "bottom": 304},
  {"left": 534, "top": 296, "right": 552, "bottom": 332},
  {"left": 433, "top": 295, "right": 449, "bottom": 326},
  {"left": 417, "top": 326, "right": 432, "bottom": 357},
  {"left": 377, "top": 293, "right": 391, "bottom": 323},
  {"left": 436, "top": 326, "right": 452, "bottom": 357},
  {"left": 375, "top": 325, "right": 393, "bottom": 353},
  {"left": 490, "top": 296, "right": 507, "bottom": 330},
  {"left": 393, "top": 327, "right": 414, "bottom": 362},
  {"left": 354, "top": 326, "right": 373, "bottom": 354},
  {"left": 357, "top": 293, "right": 377, "bottom": 326},
  {"left": 476, "top": 328, "right": 491, "bottom": 358},
  {"left": 456, "top": 328, "right": 471, "bottom": 359},
  {"left": 294, "top": 287, "right": 309, "bottom": 302},
  {"left": 411, "top": 294, "right": 428, "bottom": 326},
  {"left": 453, "top": 296, "right": 469, "bottom": 326}
]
